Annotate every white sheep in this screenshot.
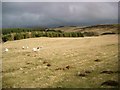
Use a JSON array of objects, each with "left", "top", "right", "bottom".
[
  {"left": 22, "top": 46, "right": 25, "bottom": 49},
  {"left": 32, "top": 48, "right": 37, "bottom": 52},
  {"left": 32, "top": 47, "right": 40, "bottom": 52},
  {"left": 26, "top": 46, "right": 29, "bottom": 49},
  {"left": 5, "top": 48, "right": 8, "bottom": 52}
]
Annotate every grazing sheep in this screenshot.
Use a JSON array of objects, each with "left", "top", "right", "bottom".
[
  {"left": 32, "top": 47, "right": 41, "bottom": 52},
  {"left": 26, "top": 46, "right": 29, "bottom": 49},
  {"left": 22, "top": 46, "right": 29, "bottom": 49},
  {"left": 22, "top": 46, "right": 25, "bottom": 49},
  {"left": 5, "top": 48, "right": 9, "bottom": 52},
  {"left": 32, "top": 48, "right": 37, "bottom": 52}
]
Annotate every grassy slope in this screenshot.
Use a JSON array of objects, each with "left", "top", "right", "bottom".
[
  {"left": 2, "top": 35, "right": 118, "bottom": 88},
  {"left": 50, "top": 26, "right": 82, "bottom": 32},
  {"left": 51, "top": 24, "right": 118, "bottom": 35},
  {"left": 0, "top": 43, "right": 2, "bottom": 89}
]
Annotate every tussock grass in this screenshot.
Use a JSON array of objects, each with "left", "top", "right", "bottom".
[{"left": 2, "top": 35, "right": 118, "bottom": 88}]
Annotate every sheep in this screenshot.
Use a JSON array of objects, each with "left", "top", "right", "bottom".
[
  {"left": 5, "top": 48, "right": 9, "bottom": 52},
  {"left": 22, "top": 46, "right": 29, "bottom": 50},
  {"left": 32, "top": 47, "right": 41, "bottom": 52},
  {"left": 22, "top": 46, "right": 25, "bottom": 49},
  {"left": 26, "top": 46, "right": 29, "bottom": 49},
  {"left": 32, "top": 48, "right": 37, "bottom": 52}
]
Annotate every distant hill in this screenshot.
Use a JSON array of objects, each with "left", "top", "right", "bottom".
[{"left": 50, "top": 24, "right": 118, "bottom": 35}]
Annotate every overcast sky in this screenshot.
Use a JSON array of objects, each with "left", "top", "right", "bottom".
[
  {"left": 2, "top": 2, "right": 118, "bottom": 28},
  {"left": 2, "top": 0, "right": 119, "bottom": 2},
  {"left": 0, "top": 2, "right": 2, "bottom": 28}
]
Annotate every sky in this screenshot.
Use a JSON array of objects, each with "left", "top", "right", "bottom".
[
  {"left": 2, "top": 0, "right": 119, "bottom": 2},
  {"left": 0, "top": 2, "right": 2, "bottom": 28},
  {"left": 2, "top": 2, "right": 118, "bottom": 28}
]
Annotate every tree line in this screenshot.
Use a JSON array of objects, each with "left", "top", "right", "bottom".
[
  {"left": 2, "top": 27, "right": 101, "bottom": 42},
  {"left": 2, "top": 31, "right": 84, "bottom": 42},
  {"left": 2, "top": 28, "right": 45, "bottom": 35}
]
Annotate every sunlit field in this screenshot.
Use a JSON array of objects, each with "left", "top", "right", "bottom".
[{"left": 2, "top": 35, "right": 119, "bottom": 88}]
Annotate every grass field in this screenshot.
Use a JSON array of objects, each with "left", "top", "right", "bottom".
[{"left": 2, "top": 35, "right": 119, "bottom": 88}]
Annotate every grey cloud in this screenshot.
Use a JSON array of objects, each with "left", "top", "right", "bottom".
[
  {"left": 2, "top": 2, "right": 118, "bottom": 28},
  {"left": 2, "top": 0, "right": 119, "bottom": 2},
  {"left": 0, "top": 2, "right": 2, "bottom": 28}
]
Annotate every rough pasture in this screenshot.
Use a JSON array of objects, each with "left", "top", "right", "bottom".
[{"left": 2, "top": 35, "right": 119, "bottom": 88}]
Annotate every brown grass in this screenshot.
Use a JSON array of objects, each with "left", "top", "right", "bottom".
[{"left": 2, "top": 35, "right": 118, "bottom": 88}]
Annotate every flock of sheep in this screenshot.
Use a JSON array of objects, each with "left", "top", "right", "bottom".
[{"left": 4, "top": 46, "right": 43, "bottom": 52}]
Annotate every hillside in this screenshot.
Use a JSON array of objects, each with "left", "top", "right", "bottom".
[
  {"left": 2, "top": 35, "right": 119, "bottom": 88},
  {"left": 50, "top": 24, "right": 118, "bottom": 35}
]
